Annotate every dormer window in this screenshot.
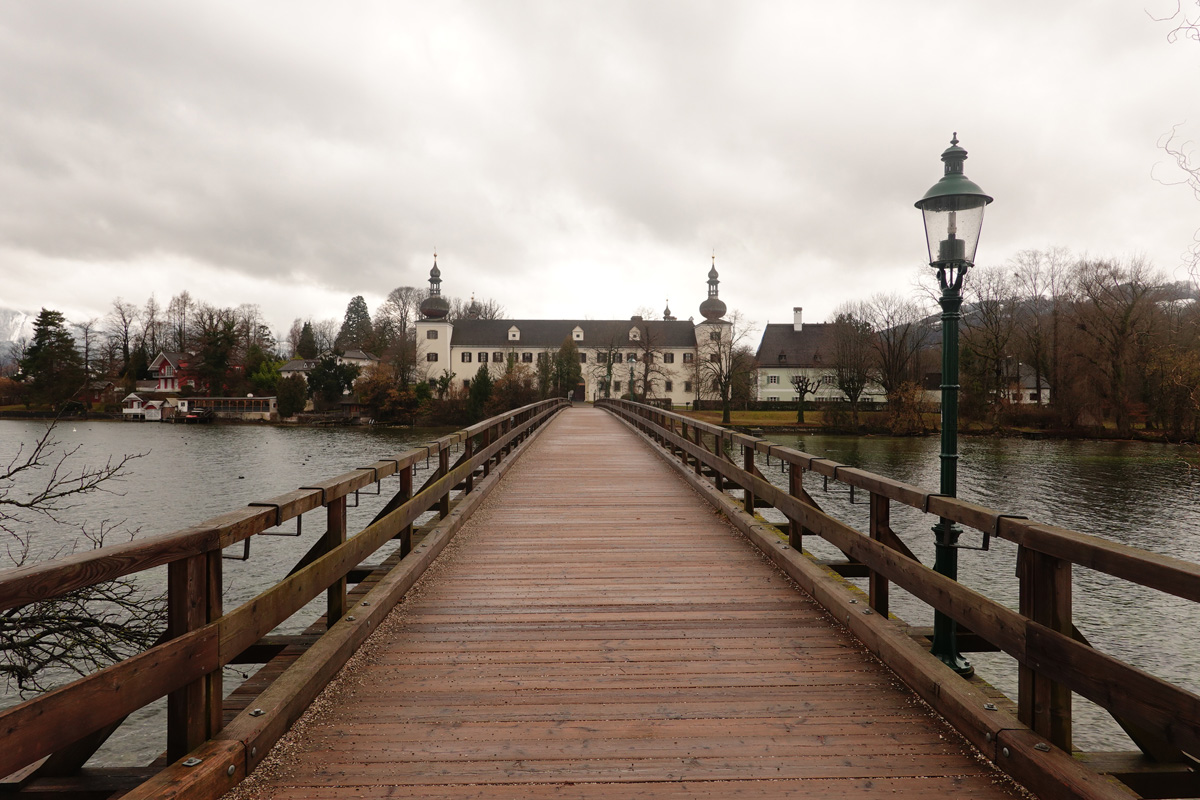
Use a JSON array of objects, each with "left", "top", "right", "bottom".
[
  {"left": 572, "top": 326, "right": 584, "bottom": 342},
  {"left": 629, "top": 327, "right": 641, "bottom": 341},
  {"left": 778, "top": 351, "right": 787, "bottom": 364},
  {"left": 508, "top": 326, "right": 520, "bottom": 341}
]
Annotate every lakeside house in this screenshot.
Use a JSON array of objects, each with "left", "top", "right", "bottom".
[{"left": 753, "top": 308, "right": 886, "bottom": 405}]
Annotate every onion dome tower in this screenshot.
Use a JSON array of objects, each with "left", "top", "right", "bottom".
[
  {"left": 698, "top": 254, "right": 727, "bottom": 321},
  {"left": 466, "top": 294, "right": 481, "bottom": 320},
  {"left": 419, "top": 252, "right": 451, "bottom": 320},
  {"left": 663, "top": 300, "right": 676, "bottom": 321}
]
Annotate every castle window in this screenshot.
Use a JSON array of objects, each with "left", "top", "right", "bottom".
[
  {"left": 478, "top": 352, "right": 488, "bottom": 363},
  {"left": 522, "top": 352, "right": 533, "bottom": 363},
  {"left": 426, "top": 330, "right": 438, "bottom": 340},
  {"left": 663, "top": 353, "right": 674, "bottom": 364},
  {"left": 493, "top": 351, "right": 503, "bottom": 363},
  {"left": 426, "top": 353, "right": 438, "bottom": 362},
  {"left": 682, "top": 353, "right": 694, "bottom": 363},
  {"left": 462, "top": 352, "right": 472, "bottom": 363}
]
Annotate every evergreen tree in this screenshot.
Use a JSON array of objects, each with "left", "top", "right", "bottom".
[
  {"left": 19, "top": 309, "right": 85, "bottom": 407},
  {"left": 297, "top": 322, "right": 318, "bottom": 359},
  {"left": 467, "top": 363, "right": 493, "bottom": 421},
  {"left": 307, "top": 355, "right": 360, "bottom": 411},
  {"left": 555, "top": 336, "right": 583, "bottom": 397},
  {"left": 276, "top": 373, "right": 308, "bottom": 417},
  {"left": 335, "top": 296, "right": 374, "bottom": 352}
]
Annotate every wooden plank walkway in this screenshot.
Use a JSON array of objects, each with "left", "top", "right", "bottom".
[{"left": 237, "top": 406, "right": 1026, "bottom": 799}]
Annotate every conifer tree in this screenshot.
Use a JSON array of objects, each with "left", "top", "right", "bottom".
[{"left": 20, "top": 308, "right": 85, "bottom": 407}]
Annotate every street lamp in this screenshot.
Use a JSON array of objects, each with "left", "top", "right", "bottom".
[{"left": 915, "top": 133, "right": 992, "bottom": 675}]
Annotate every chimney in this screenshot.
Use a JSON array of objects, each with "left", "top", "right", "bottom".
[{"left": 793, "top": 307, "right": 803, "bottom": 332}]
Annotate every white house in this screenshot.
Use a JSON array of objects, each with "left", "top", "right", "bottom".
[{"left": 754, "top": 308, "right": 886, "bottom": 404}]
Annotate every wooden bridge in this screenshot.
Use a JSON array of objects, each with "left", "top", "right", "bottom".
[{"left": 2, "top": 400, "right": 1200, "bottom": 799}]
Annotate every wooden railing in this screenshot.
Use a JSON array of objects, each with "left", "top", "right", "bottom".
[
  {"left": 599, "top": 399, "right": 1200, "bottom": 799},
  {"left": 0, "top": 398, "right": 568, "bottom": 796}
]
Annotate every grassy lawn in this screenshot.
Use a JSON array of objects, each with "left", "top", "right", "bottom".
[{"left": 676, "top": 409, "right": 898, "bottom": 429}]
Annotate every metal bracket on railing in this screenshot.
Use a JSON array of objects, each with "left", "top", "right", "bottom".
[
  {"left": 251, "top": 501, "right": 303, "bottom": 537},
  {"left": 356, "top": 467, "right": 381, "bottom": 495},
  {"left": 222, "top": 537, "right": 251, "bottom": 561}
]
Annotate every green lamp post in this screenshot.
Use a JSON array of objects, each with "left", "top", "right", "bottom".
[{"left": 915, "top": 134, "right": 993, "bottom": 675}]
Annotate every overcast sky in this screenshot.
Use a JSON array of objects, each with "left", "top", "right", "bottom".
[{"left": 2, "top": 1, "right": 1199, "bottom": 343}]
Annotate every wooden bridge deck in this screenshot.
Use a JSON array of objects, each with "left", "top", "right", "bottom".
[{"left": 240, "top": 407, "right": 1025, "bottom": 799}]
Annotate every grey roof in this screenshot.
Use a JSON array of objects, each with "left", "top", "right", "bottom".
[
  {"left": 450, "top": 319, "right": 698, "bottom": 349},
  {"left": 280, "top": 358, "right": 319, "bottom": 372},
  {"left": 340, "top": 349, "right": 379, "bottom": 361},
  {"left": 754, "top": 323, "right": 838, "bottom": 368}
]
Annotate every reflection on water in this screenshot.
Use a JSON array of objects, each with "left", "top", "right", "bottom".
[{"left": 760, "top": 432, "right": 1200, "bottom": 751}]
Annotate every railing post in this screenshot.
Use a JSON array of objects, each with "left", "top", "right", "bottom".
[
  {"left": 1018, "top": 546, "right": 1073, "bottom": 751},
  {"left": 398, "top": 464, "right": 413, "bottom": 557},
  {"left": 693, "top": 426, "right": 703, "bottom": 476},
  {"left": 439, "top": 447, "right": 451, "bottom": 518},
  {"left": 743, "top": 445, "right": 755, "bottom": 515},
  {"left": 712, "top": 433, "right": 724, "bottom": 492},
  {"left": 205, "top": 549, "right": 223, "bottom": 737},
  {"left": 326, "top": 495, "right": 347, "bottom": 626},
  {"left": 464, "top": 436, "right": 475, "bottom": 493},
  {"left": 788, "top": 464, "right": 803, "bottom": 551},
  {"left": 482, "top": 427, "right": 493, "bottom": 477},
  {"left": 167, "top": 553, "right": 208, "bottom": 761},
  {"left": 869, "top": 492, "right": 889, "bottom": 617}
]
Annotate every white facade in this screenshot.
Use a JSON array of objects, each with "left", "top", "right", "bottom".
[{"left": 415, "top": 317, "right": 705, "bottom": 406}]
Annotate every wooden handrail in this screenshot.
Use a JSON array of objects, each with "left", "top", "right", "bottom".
[
  {"left": 598, "top": 398, "right": 1200, "bottom": 764},
  {"left": 0, "top": 398, "right": 568, "bottom": 783},
  {"left": 599, "top": 400, "right": 1200, "bottom": 600}
]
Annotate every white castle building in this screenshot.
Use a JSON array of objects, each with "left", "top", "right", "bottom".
[{"left": 414, "top": 256, "right": 732, "bottom": 405}]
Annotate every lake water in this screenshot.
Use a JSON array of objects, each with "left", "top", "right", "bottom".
[
  {"left": 2, "top": 419, "right": 1197, "bottom": 760},
  {"left": 0, "top": 418, "right": 452, "bottom": 765},
  {"left": 757, "top": 432, "right": 1200, "bottom": 752}
]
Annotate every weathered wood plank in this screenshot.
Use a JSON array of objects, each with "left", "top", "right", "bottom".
[{"left": 245, "top": 407, "right": 1025, "bottom": 800}]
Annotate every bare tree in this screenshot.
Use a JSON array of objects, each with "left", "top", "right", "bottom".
[
  {"left": 286, "top": 318, "right": 305, "bottom": 358},
  {"left": 1, "top": 419, "right": 159, "bottom": 693},
  {"left": 632, "top": 322, "right": 673, "bottom": 399},
  {"left": 588, "top": 335, "right": 625, "bottom": 399},
  {"left": 1010, "top": 248, "right": 1073, "bottom": 409},
  {"left": 105, "top": 299, "right": 140, "bottom": 375},
  {"left": 831, "top": 303, "right": 875, "bottom": 427},
  {"left": 862, "top": 293, "right": 932, "bottom": 401},
  {"left": 961, "top": 267, "right": 1020, "bottom": 425},
  {"left": 447, "top": 296, "right": 505, "bottom": 322},
  {"left": 165, "top": 291, "right": 194, "bottom": 353},
  {"left": 72, "top": 318, "right": 102, "bottom": 382},
  {"left": 141, "top": 294, "right": 164, "bottom": 358},
  {"left": 1073, "top": 257, "right": 1163, "bottom": 436},
  {"left": 697, "top": 312, "right": 756, "bottom": 424},
  {"left": 312, "top": 319, "right": 339, "bottom": 353},
  {"left": 790, "top": 373, "right": 819, "bottom": 424}
]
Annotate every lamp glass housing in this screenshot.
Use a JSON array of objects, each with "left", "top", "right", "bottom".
[{"left": 919, "top": 195, "right": 987, "bottom": 267}]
